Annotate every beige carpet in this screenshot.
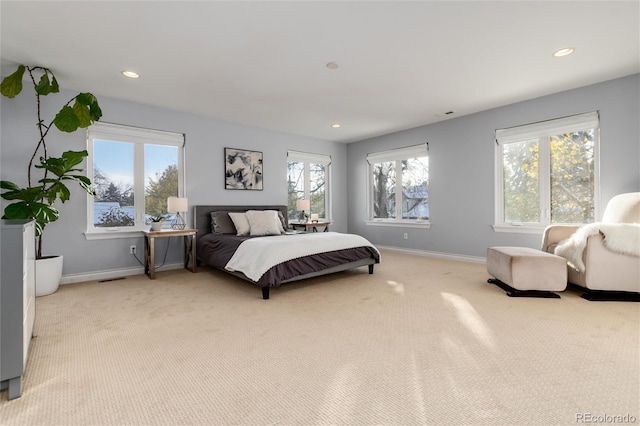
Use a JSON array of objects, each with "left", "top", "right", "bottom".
[{"left": 1, "top": 249, "right": 638, "bottom": 425}]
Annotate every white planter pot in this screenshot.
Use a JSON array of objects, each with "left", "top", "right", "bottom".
[
  {"left": 150, "top": 222, "right": 163, "bottom": 231},
  {"left": 36, "top": 255, "right": 63, "bottom": 297}
]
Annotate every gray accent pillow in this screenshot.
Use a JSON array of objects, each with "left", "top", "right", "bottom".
[
  {"left": 210, "top": 211, "right": 237, "bottom": 234},
  {"left": 276, "top": 211, "right": 287, "bottom": 231}
]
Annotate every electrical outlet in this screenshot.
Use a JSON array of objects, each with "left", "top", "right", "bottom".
[
  {"left": 130, "top": 245, "right": 136, "bottom": 255},
  {"left": 403, "top": 233, "right": 408, "bottom": 240}
]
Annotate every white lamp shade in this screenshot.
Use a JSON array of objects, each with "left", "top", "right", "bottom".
[
  {"left": 296, "top": 199, "right": 310, "bottom": 211},
  {"left": 167, "top": 197, "right": 188, "bottom": 213}
]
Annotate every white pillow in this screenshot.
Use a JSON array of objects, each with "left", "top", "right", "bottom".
[
  {"left": 246, "top": 210, "right": 283, "bottom": 236},
  {"left": 228, "top": 212, "right": 251, "bottom": 236}
]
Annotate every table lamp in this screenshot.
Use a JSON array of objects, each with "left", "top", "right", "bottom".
[
  {"left": 296, "top": 199, "right": 310, "bottom": 222},
  {"left": 167, "top": 197, "right": 188, "bottom": 230}
]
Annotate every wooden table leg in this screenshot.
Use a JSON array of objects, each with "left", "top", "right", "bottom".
[
  {"left": 183, "top": 234, "right": 197, "bottom": 273},
  {"left": 144, "top": 235, "right": 150, "bottom": 277},
  {"left": 190, "top": 234, "right": 197, "bottom": 273},
  {"left": 183, "top": 235, "right": 189, "bottom": 269},
  {"left": 148, "top": 236, "right": 156, "bottom": 279}
]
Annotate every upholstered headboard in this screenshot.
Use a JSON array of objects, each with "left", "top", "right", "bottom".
[{"left": 193, "top": 205, "right": 289, "bottom": 242}]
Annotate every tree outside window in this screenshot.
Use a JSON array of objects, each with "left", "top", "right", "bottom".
[
  {"left": 287, "top": 151, "right": 330, "bottom": 220},
  {"left": 496, "top": 112, "right": 599, "bottom": 229},
  {"left": 368, "top": 144, "right": 429, "bottom": 224},
  {"left": 87, "top": 123, "right": 184, "bottom": 235}
]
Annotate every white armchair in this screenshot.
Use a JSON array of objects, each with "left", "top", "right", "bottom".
[{"left": 541, "top": 192, "right": 640, "bottom": 300}]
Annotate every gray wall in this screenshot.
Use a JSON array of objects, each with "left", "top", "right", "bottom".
[
  {"left": 1, "top": 91, "right": 348, "bottom": 277},
  {"left": 2, "top": 74, "right": 638, "bottom": 277},
  {"left": 346, "top": 74, "right": 640, "bottom": 258}
]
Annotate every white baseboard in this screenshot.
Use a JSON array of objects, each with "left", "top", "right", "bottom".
[
  {"left": 61, "top": 262, "right": 185, "bottom": 285},
  {"left": 60, "top": 248, "right": 484, "bottom": 285},
  {"left": 376, "top": 245, "right": 486, "bottom": 264}
]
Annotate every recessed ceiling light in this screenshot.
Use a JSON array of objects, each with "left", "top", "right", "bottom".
[
  {"left": 553, "top": 47, "right": 574, "bottom": 57},
  {"left": 331, "top": 123, "right": 341, "bottom": 128},
  {"left": 326, "top": 62, "right": 339, "bottom": 69},
  {"left": 121, "top": 70, "right": 140, "bottom": 78}
]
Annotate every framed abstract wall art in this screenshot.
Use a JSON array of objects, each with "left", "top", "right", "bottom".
[{"left": 224, "top": 147, "right": 263, "bottom": 190}]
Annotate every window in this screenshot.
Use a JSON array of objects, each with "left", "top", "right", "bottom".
[
  {"left": 494, "top": 111, "right": 599, "bottom": 232},
  {"left": 366, "top": 144, "right": 429, "bottom": 226},
  {"left": 287, "top": 151, "right": 331, "bottom": 221},
  {"left": 86, "top": 122, "right": 185, "bottom": 238}
]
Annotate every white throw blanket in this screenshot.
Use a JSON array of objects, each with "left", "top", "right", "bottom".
[
  {"left": 554, "top": 223, "right": 640, "bottom": 272},
  {"left": 225, "top": 231, "right": 380, "bottom": 281}
]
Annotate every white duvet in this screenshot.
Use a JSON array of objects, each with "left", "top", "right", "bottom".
[{"left": 225, "top": 231, "right": 379, "bottom": 281}]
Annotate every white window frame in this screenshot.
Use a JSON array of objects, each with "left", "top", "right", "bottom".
[
  {"left": 366, "top": 143, "right": 430, "bottom": 228},
  {"left": 287, "top": 150, "right": 332, "bottom": 221},
  {"left": 85, "top": 122, "right": 185, "bottom": 239},
  {"left": 493, "top": 111, "right": 600, "bottom": 234}
]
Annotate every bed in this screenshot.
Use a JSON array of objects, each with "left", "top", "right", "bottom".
[{"left": 194, "top": 205, "right": 380, "bottom": 299}]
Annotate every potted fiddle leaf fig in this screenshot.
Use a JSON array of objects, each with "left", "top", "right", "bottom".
[{"left": 0, "top": 65, "right": 102, "bottom": 295}]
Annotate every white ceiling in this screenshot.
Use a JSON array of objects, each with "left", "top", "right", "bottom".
[{"left": 1, "top": 1, "right": 638, "bottom": 143}]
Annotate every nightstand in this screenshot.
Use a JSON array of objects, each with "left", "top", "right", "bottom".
[
  {"left": 142, "top": 228, "right": 197, "bottom": 279},
  {"left": 289, "top": 221, "right": 331, "bottom": 232}
]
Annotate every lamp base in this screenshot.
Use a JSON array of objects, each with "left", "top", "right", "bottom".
[{"left": 171, "top": 212, "right": 186, "bottom": 230}]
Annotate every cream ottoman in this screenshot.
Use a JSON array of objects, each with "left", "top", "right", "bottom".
[{"left": 487, "top": 246, "right": 568, "bottom": 298}]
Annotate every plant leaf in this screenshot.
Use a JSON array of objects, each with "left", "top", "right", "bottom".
[
  {"left": 62, "top": 150, "right": 88, "bottom": 164},
  {"left": 37, "top": 151, "right": 88, "bottom": 179},
  {"left": 60, "top": 150, "right": 88, "bottom": 169},
  {"left": 90, "top": 99, "right": 103, "bottom": 121},
  {"left": 47, "top": 182, "right": 71, "bottom": 203},
  {"left": 33, "top": 151, "right": 93, "bottom": 201},
  {"left": 73, "top": 99, "right": 92, "bottom": 128},
  {"left": 35, "top": 73, "right": 52, "bottom": 95},
  {"left": 0, "top": 180, "right": 21, "bottom": 191},
  {"left": 32, "top": 202, "right": 59, "bottom": 224},
  {"left": 1, "top": 185, "right": 44, "bottom": 203},
  {"left": 2, "top": 201, "right": 31, "bottom": 219},
  {"left": 53, "top": 105, "right": 80, "bottom": 132},
  {"left": 35, "top": 69, "right": 59, "bottom": 94},
  {"left": 0, "top": 198, "right": 58, "bottom": 237},
  {"left": 0, "top": 65, "right": 25, "bottom": 98},
  {"left": 76, "top": 92, "right": 102, "bottom": 122},
  {"left": 36, "top": 156, "right": 65, "bottom": 177},
  {"left": 67, "top": 175, "right": 95, "bottom": 194},
  {"left": 50, "top": 75, "right": 60, "bottom": 93},
  {"left": 75, "top": 92, "right": 95, "bottom": 106}
]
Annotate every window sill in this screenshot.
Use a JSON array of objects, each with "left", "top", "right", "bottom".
[
  {"left": 85, "top": 229, "right": 145, "bottom": 240},
  {"left": 492, "top": 224, "right": 545, "bottom": 235},
  {"left": 365, "top": 220, "right": 430, "bottom": 229},
  {"left": 289, "top": 220, "right": 332, "bottom": 225}
]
